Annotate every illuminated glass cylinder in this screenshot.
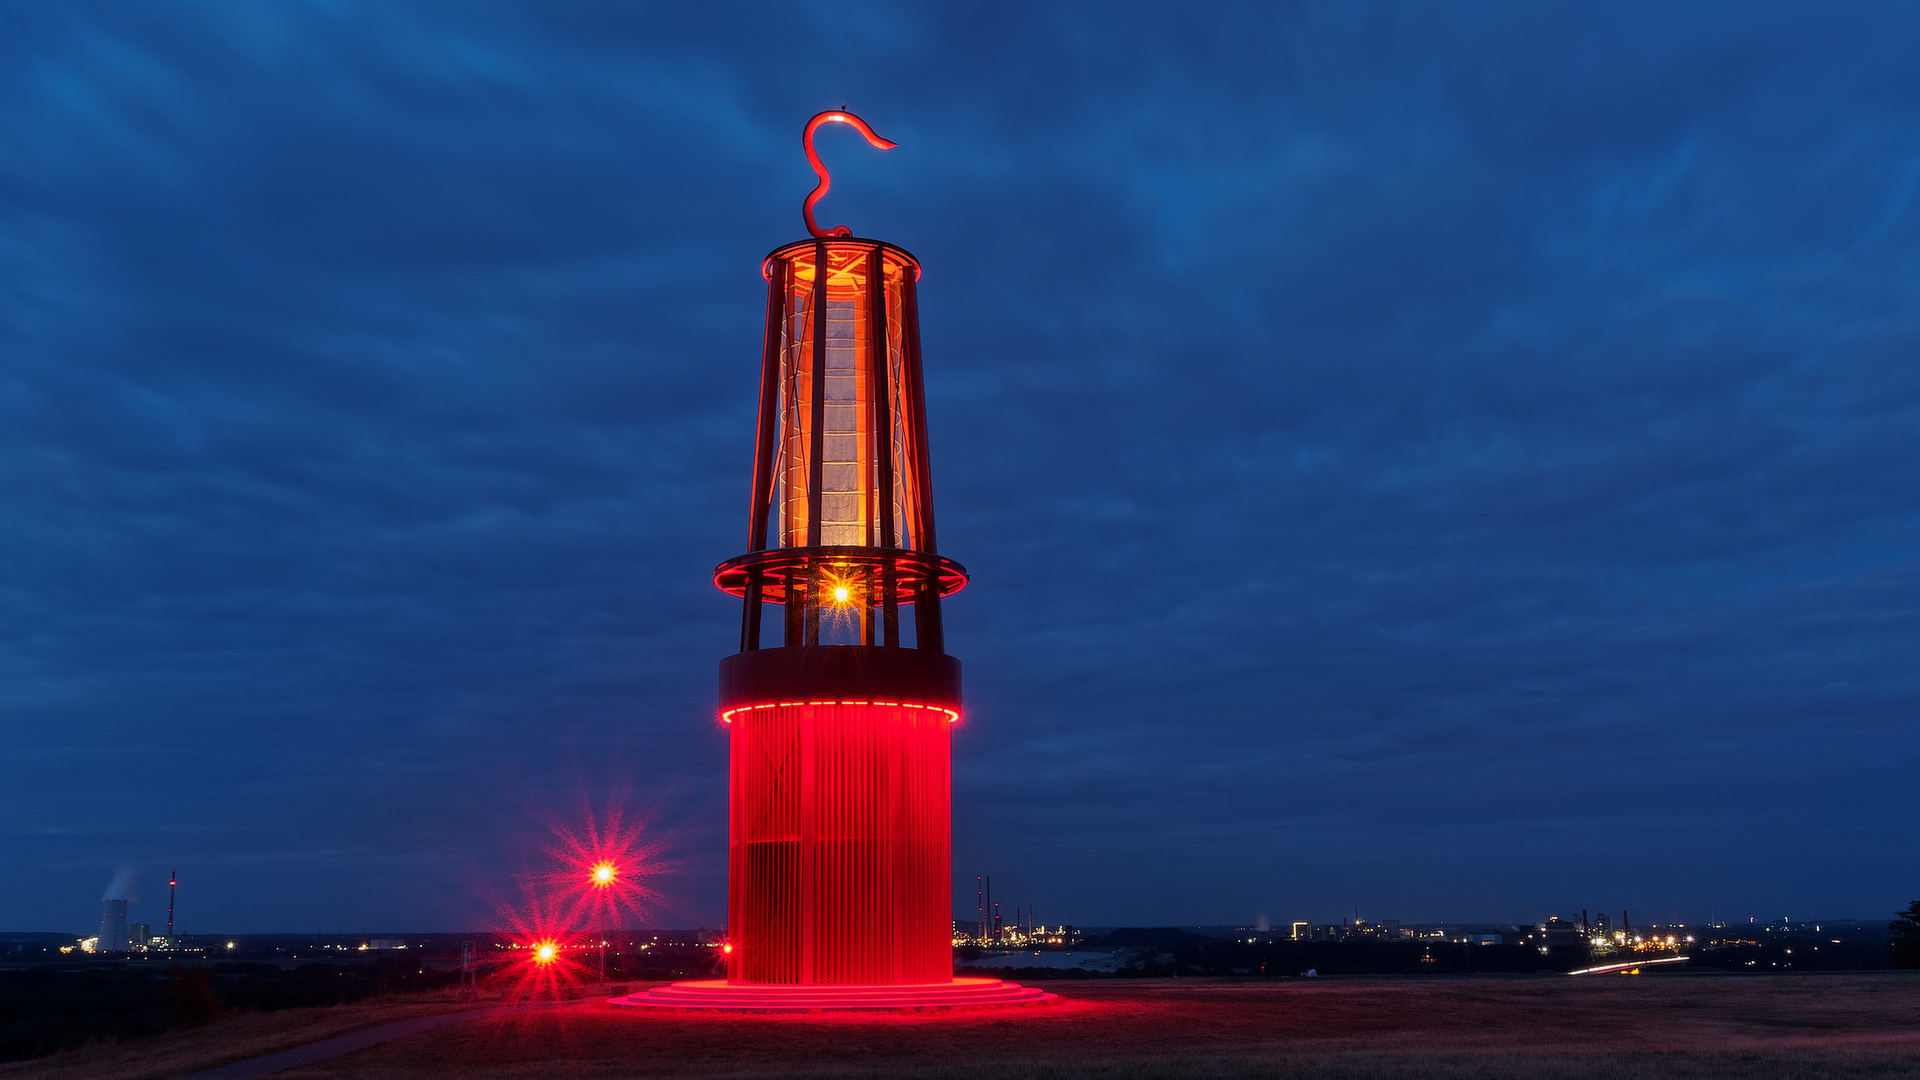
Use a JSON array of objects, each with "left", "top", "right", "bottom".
[
  {"left": 767, "top": 240, "right": 925, "bottom": 551},
  {"left": 715, "top": 239, "right": 965, "bottom": 654},
  {"left": 713, "top": 236, "right": 966, "bottom": 986}
]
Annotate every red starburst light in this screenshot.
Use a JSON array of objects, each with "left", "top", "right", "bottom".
[{"left": 537, "top": 804, "right": 665, "bottom": 933}]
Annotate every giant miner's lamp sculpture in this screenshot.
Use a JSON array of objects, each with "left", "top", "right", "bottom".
[{"left": 614, "top": 113, "right": 1052, "bottom": 1011}]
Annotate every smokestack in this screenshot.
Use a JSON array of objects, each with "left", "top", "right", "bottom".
[
  {"left": 99, "top": 899, "right": 129, "bottom": 953},
  {"left": 167, "top": 870, "right": 177, "bottom": 940}
]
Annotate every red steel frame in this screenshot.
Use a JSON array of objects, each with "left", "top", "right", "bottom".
[
  {"left": 719, "top": 234, "right": 964, "bottom": 986},
  {"left": 616, "top": 112, "right": 1051, "bottom": 1011}
]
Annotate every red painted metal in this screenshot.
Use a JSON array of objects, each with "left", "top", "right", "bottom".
[
  {"left": 624, "top": 114, "right": 1049, "bottom": 1013},
  {"left": 719, "top": 647, "right": 960, "bottom": 716},
  {"left": 727, "top": 701, "right": 951, "bottom": 984},
  {"left": 713, "top": 547, "right": 968, "bottom": 603},
  {"left": 756, "top": 239, "right": 938, "bottom": 556},
  {"left": 802, "top": 111, "right": 897, "bottom": 239},
  {"left": 722, "top": 700, "right": 958, "bottom": 725}
]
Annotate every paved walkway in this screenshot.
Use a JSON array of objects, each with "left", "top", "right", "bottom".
[{"left": 183, "top": 1000, "right": 579, "bottom": 1079}]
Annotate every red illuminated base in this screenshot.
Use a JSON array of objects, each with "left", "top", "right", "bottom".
[{"left": 610, "top": 977, "right": 1057, "bottom": 1012}]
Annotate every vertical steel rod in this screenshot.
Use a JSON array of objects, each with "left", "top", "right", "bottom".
[
  {"left": 868, "top": 248, "right": 897, "bottom": 549},
  {"left": 899, "top": 269, "right": 943, "bottom": 653},
  {"left": 747, "top": 263, "right": 786, "bottom": 553},
  {"left": 805, "top": 241, "right": 828, "bottom": 646},
  {"left": 807, "top": 243, "right": 828, "bottom": 548},
  {"left": 742, "top": 262, "right": 789, "bottom": 650},
  {"left": 917, "top": 578, "right": 944, "bottom": 655},
  {"left": 742, "top": 567, "right": 763, "bottom": 651},
  {"left": 900, "top": 269, "right": 938, "bottom": 554},
  {"left": 866, "top": 246, "right": 897, "bottom": 648},
  {"left": 882, "top": 561, "right": 899, "bottom": 647},
  {"left": 784, "top": 575, "right": 802, "bottom": 646}
]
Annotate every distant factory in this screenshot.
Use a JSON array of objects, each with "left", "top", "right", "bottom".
[
  {"left": 956, "top": 875, "right": 1081, "bottom": 948},
  {"left": 74, "top": 867, "right": 179, "bottom": 954}
]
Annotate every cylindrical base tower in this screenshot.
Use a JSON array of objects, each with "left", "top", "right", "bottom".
[{"left": 729, "top": 700, "right": 951, "bottom": 984}]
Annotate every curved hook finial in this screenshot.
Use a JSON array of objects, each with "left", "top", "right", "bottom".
[{"left": 802, "top": 110, "right": 896, "bottom": 238}]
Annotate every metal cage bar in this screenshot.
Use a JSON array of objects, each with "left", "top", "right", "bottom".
[{"left": 732, "top": 238, "right": 958, "bottom": 657}]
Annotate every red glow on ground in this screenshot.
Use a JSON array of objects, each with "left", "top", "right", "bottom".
[
  {"left": 281, "top": 979, "right": 1920, "bottom": 1075},
  {"left": 615, "top": 977, "right": 1056, "bottom": 1011}
]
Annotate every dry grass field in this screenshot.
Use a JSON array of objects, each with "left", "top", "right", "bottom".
[
  {"left": 11, "top": 974, "right": 1920, "bottom": 1080},
  {"left": 2, "top": 996, "right": 479, "bottom": 1080}
]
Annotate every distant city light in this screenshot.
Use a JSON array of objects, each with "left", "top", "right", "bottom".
[{"left": 534, "top": 942, "right": 558, "bottom": 964}]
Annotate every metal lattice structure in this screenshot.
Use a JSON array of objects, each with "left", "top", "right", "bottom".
[
  {"left": 716, "top": 235, "right": 965, "bottom": 985},
  {"left": 615, "top": 111, "right": 1049, "bottom": 1011}
]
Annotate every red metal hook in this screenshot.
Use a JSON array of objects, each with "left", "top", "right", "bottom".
[{"left": 802, "top": 110, "right": 897, "bottom": 238}]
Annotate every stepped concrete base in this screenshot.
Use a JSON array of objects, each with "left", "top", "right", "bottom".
[{"left": 610, "top": 976, "right": 1057, "bottom": 1012}]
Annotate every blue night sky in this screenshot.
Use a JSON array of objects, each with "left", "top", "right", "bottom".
[{"left": 4, "top": 3, "right": 1918, "bottom": 934}]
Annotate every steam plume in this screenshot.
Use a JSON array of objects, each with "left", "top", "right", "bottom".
[{"left": 102, "top": 863, "right": 137, "bottom": 902}]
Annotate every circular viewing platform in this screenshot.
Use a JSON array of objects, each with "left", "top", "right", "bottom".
[{"left": 714, "top": 547, "right": 969, "bottom": 604}]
